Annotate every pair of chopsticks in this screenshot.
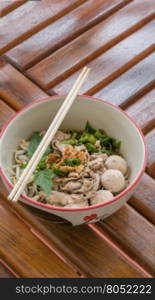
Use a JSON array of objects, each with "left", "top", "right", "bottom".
[{"left": 8, "top": 66, "right": 90, "bottom": 202}]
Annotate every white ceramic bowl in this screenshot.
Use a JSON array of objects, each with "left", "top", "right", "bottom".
[{"left": 0, "top": 95, "right": 147, "bottom": 225}]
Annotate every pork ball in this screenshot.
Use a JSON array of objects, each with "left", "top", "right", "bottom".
[
  {"left": 105, "top": 155, "right": 127, "bottom": 175},
  {"left": 90, "top": 190, "right": 114, "bottom": 205},
  {"left": 101, "top": 169, "right": 125, "bottom": 193}
]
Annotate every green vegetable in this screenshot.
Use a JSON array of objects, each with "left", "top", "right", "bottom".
[
  {"left": 101, "top": 148, "right": 113, "bottom": 155},
  {"left": 78, "top": 134, "right": 88, "bottom": 144},
  {"left": 28, "top": 132, "right": 42, "bottom": 157},
  {"left": 68, "top": 130, "right": 81, "bottom": 140},
  {"left": 21, "top": 162, "right": 28, "bottom": 169},
  {"left": 94, "top": 129, "right": 107, "bottom": 139},
  {"left": 84, "top": 122, "right": 121, "bottom": 154},
  {"left": 34, "top": 169, "right": 55, "bottom": 196},
  {"left": 43, "top": 146, "right": 53, "bottom": 156},
  {"left": 62, "top": 139, "right": 78, "bottom": 146},
  {"left": 100, "top": 136, "right": 112, "bottom": 146},
  {"left": 112, "top": 139, "right": 121, "bottom": 152},
  {"left": 75, "top": 131, "right": 83, "bottom": 139},
  {"left": 53, "top": 168, "right": 69, "bottom": 177},
  {"left": 85, "top": 121, "right": 96, "bottom": 134},
  {"left": 100, "top": 136, "right": 121, "bottom": 155},
  {"left": 88, "top": 134, "right": 96, "bottom": 144},
  {"left": 85, "top": 143, "right": 99, "bottom": 154},
  {"left": 37, "top": 159, "right": 46, "bottom": 170},
  {"left": 98, "top": 128, "right": 107, "bottom": 135},
  {"left": 37, "top": 146, "right": 53, "bottom": 170},
  {"left": 64, "top": 158, "right": 81, "bottom": 166},
  {"left": 28, "top": 132, "right": 53, "bottom": 158},
  {"left": 71, "top": 132, "right": 78, "bottom": 139},
  {"left": 79, "top": 133, "right": 96, "bottom": 145}
]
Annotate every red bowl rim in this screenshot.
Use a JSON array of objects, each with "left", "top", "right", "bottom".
[{"left": 0, "top": 95, "right": 147, "bottom": 212}]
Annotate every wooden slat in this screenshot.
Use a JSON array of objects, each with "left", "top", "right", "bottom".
[
  {"left": 37, "top": 221, "right": 146, "bottom": 277},
  {"left": 130, "top": 173, "right": 155, "bottom": 225},
  {"left": 97, "top": 204, "right": 155, "bottom": 276},
  {"left": 0, "top": 99, "right": 15, "bottom": 130},
  {"left": 5, "top": 0, "right": 132, "bottom": 70},
  {"left": 0, "top": 263, "right": 14, "bottom": 278},
  {"left": 126, "top": 89, "right": 155, "bottom": 134},
  {"left": 48, "top": 20, "right": 155, "bottom": 95},
  {"left": 0, "top": 0, "right": 85, "bottom": 54},
  {"left": 0, "top": 58, "right": 47, "bottom": 109},
  {"left": 27, "top": 0, "right": 155, "bottom": 89},
  {"left": 0, "top": 0, "right": 26, "bottom": 17},
  {"left": 0, "top": 193, "right": 145, "bottom": 278},
  {"left": 146, "top": 128, "right": 155, "bottom": 178},
  {"left": 94, "top": 52, "right": 155, "bottom": 107},
  {"left": 0, "top": 197, "right": 79, "bottom": 278}
]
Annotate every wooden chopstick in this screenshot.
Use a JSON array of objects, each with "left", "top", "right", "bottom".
[{"left": 8, "top": 66, "right": 90, "bottom": 202}]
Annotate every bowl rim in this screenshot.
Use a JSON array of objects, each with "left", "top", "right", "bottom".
[{"left": 0, "top": 94, "right": 147, "bottom": 212}]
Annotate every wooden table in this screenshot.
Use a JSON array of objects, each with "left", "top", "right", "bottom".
[{"left": 0, "top": 0, "right": 155, "bottom": 278}]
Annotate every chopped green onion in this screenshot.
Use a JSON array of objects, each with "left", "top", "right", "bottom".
[
  {"left": 64, "top": 158, "right": 81, "bottom": 166},
  {"left": 85, "top": 121, "right": 96, "bottom": 134},
  {"left": 94, "top": 129, "right": 107, "bottom": 139},
  {"left": 61, "top": 139, "right": 78, "bottom": 145},
  {"left": 112, "top": 139, "right": 121, "bottom": 151},
  {"left": 79, "top": 133, "right": 96, "bottom": 145},
  {"left": 85, "top": 143, "right": 99, "bottom": 154},
  {"left": 37, "top": 159, "right": 46, "bottom": 170},
  {"left": 100, "top": 136, "right": 112, "bottom": 146},
  {"left": 53, "top": 168, "right": 69, "bottom": 177}
]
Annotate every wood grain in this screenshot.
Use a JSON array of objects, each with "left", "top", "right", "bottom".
[
  {"left": 130, "top": 173, "right": 155, "bottom": 225},
  {"left": 97, "top": 204, "right": 155, "bottom": 276},
  {"left": 146, "top": 128, "right": 155, "bottom": 178},
  {"left": 5, "top": 0, "right": 132, "bottom": 70},
  {"left": 0, "top": 263, "right": 14, "bottom": 278},
  {"left": 27, "top": 0, "right": 155, "bottom": 89},
  {"left": 0, "top": 0, "right": 85, "bottom": 54},
  {"left": 1, "top": 198, "right": 146, "bottom": 277},
  {"left": 39, "top": 221, "right": 146, "bottom": 277},
  {"left": 94, "top": 52, "right": 155, "bottom": 107},
  {"left": 48, "top": 20, "right": 155, "bottom": 95},
  {"left": 0, "top": 196, "right": 79, "bottom": 278},
  {"left": 126, "top": 89, "right": 155, "bottom": 134},
  {"left": 0, "top": 58, "right": 47, "bottom": 109},
  {"left": 0, "top": 99, "right": 15, "bottom": 131},
  {"left": 0, "top": 0, "right": 26, "bottom": 17}
]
